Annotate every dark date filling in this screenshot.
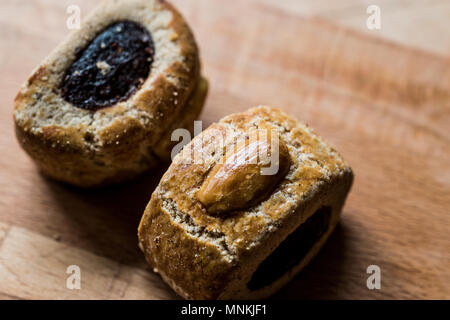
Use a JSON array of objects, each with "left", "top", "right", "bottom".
[
  {"left": 61, "top": 21, "right": 154, "bottom": 111},
  {"left": 247, "top": 206, "right": 332, "bottom": 291}
]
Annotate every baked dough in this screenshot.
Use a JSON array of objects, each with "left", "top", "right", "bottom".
[
  {"left": 14, "top": 0, "right": 207, "bottom": 187},
  {"left": 138, "top": 106, "right": 354, "bottom": 299}
]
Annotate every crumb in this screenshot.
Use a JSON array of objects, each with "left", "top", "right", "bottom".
[{"left": 96, "top": 61, "right": 111, "bottom": 75}]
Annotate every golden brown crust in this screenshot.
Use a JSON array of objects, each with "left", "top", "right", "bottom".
[
  {"left": 138, "top": 106, "right": 354, "bottom": 299},
  {"left": 139, "top": 195, "right": 235, "bottom": 300},
  {"left": 153, "top": 77, "right": 208, "bottom": 161},
  {"left": 13, "top": 0, "right": 206, "bottom": 187}
]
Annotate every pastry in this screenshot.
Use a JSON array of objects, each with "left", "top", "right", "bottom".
[
  {"left": 14, "top": 0, "right": 207, "bottom": 187},
  {"left": 138, "top": 106, "right": 354, "bottom": 299}
]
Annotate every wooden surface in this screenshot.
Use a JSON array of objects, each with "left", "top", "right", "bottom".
[{"left": 0, "top": 0, "right": 449, "bottom": 300}]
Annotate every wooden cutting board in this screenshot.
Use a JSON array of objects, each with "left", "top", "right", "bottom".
[{"left": 0, "top": 0, "right": 449, "bottom": 300}]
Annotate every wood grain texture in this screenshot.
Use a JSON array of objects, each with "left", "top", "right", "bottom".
[{"left": 0, "top": 0, "right": 449, "bottom": 300}]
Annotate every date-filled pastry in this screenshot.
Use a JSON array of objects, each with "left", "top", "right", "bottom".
[
  {"left": 14, "top": 0, "right": 207, "bottom": 187},
  {"left": 138, "top": 106, "right": 354, "bottom": 299}
]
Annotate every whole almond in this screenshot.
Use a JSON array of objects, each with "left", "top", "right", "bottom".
[{"left": 196, "top": 131, "right": 290, "bottom": 215}]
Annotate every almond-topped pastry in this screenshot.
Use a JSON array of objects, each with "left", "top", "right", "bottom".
[
  {"left": 196, "top": 128, "right": 291, "bottom": 215},
  {"left": 14, "top": 0, "right": 207, "bottom": 187},
  {"left": 138, "top": 106, "right": 354, "bottom": 299}
]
